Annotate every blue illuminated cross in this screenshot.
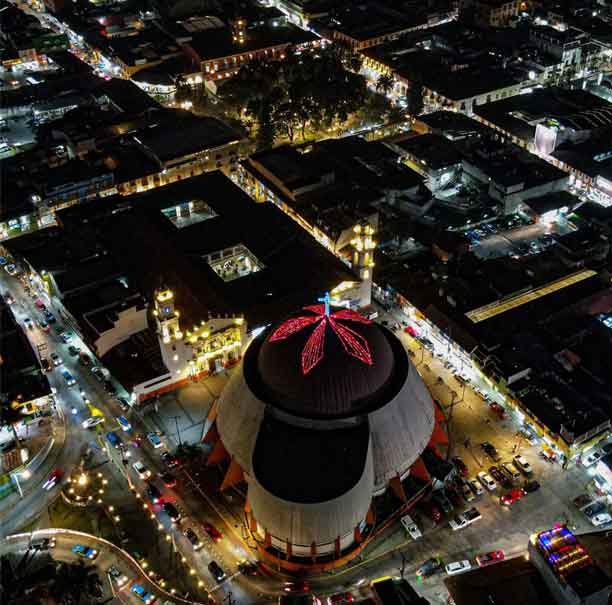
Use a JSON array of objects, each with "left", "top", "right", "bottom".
[{"left": 318, "top": 292, "right": 331, "bottom": 316}]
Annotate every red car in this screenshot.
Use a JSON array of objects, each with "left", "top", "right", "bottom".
[
  {"left": 489, "top": 403, "right": 506, "bottom": 419},
  {"left": 203, "top": 522, "right": 222, "bottom": 542},
  {"left": 500, "top": 488, "right": 525, "bottom": 506},
  {"left": 328, "top": 593, "right": 353, "bottom": 604},
  {"left": 452, "top": 456, "right": 469, "bottom": 477},
  {"left": 284, "top": 581, "right": 310, "bottom": 594},
  {"left": 476, "top": 550, "right": 505, "bottom": 567}
]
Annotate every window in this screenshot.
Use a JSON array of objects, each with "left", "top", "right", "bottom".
[{"left": 205, "top": 244, "right": 265, "bottom": 282}]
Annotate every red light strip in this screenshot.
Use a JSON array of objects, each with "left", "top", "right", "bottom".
[{"left": 301, "top": 319, "right": 327, "bottom": 375}]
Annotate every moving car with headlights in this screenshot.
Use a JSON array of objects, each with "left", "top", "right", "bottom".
[
  {"left": 117, "top": 416, "right": 131, "bottom": 432},
  {"left": 476, "top": 550, "right": 505, "bottom": 567},
  {"left": 445, "top": 560, "right": 472, "bottom": 575},
  {"left": 204, "top": 522, "right": 222, "bottom": 542},
  {"left": 147, "top": 432, "right": 163, "bottom": 448},
  {"left": 72, "top": 544, "right": 98, "bottom": 560},
  {"left": 106, "top": 432, "right": 121, "bottom": 448},
  {"left": 328, "top": 592, "right": 354, "bottom": 604},
  {"left": 184, "top": 528, "right": 203, "bottom": 550},
  {"left": 108, "top": 565, "right": 128, "bottom": 588},
  {"left": 131, "top": 584, "right": 156, "bottom": 604},
  {"left": 43, "top": 469, "right": 63, "bottom": 491},
  {"left": 50, "top": 352, "right": 62, "bottom": 366},
  {"left": 133, "top": 461, "right": 152, "bottom": 480},
  {"left": 61, "top": 369, "right": 76, "bottom": 386},
  {"left": 208, "top": 560, "right": 226, "bottom": 582},
  {"left": 146, "top": 483, "right": 162, "bottom": 504},
  {"left": 163, "top": 502, "right": 181, "bottom": 523},
  {"left": 82, "top": 416, "right": 104, "bottom": 429},
  {"left": 160, "top": 472, "right": 176, "bottom": 488}
]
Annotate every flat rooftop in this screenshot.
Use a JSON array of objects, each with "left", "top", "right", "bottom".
[{"left": 395, "top": 133, "right": 464, "bottom": 170}]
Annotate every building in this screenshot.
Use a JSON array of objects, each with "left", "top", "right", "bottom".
[
  {"left": 203, "top": 298, "right": 449, "bottom": 569},
  {"left": 529, "top": 527, "right": 612, "bottom": 605},
  {"left": 469, "top": 0, "right": 528, "bottom": 28}
]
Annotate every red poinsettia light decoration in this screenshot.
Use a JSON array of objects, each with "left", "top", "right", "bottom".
[{"left": 268, "top": 296, "right": 374, "bottom": 375}]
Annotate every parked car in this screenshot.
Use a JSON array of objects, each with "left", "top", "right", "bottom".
[
  {"left": 328, "top": 592, "right": 354, "bottom": 605},
  {"left": 116, "top": 397, "right": 130, "bottom": 411},
  {"left": 107, "top": 565, "right": 128, "bottom": 588},
  {"left": 476, "top": 550, "right": 505, "bottom": 567},
  {"left": 501, "top": 462, "right": 521, "bottom": 482},
  {"left": 23, "top": 317, "right": 34, "bottom": 330},
  {"left": 208, "top": 560, "right": 226, "bottom": 582},
  {"left": 104, "top": 380, "right": 117, "bottom": 396},
  {"left": 50, "top": 352, "right": 62, "bottom": 366},
  {"left": 163, "top": 502, "right": 181, "bottom": 523},
  {"left": 583, "top": 450, "right": 603, "bottom": 467},
  {"left": 449, "top": 514, "right": 469, "bottom": 531},
  {"left": 445, "top": 560, "right": 472, "bottom": 576},
  {"left": 452, "top": 456, "right": 469, "bottom": 477},
  {"left": 468, "top": 478, "right": 483, "bottom": 496},
  {"left": 72, "top": 544, "right": 98, "bottom": 560},
  {"left": 416, "top": 556, "right": 443, "bottom": 579},
  {"left": 43, "top": 309, "right": 56, "bottom": 323},
  {"left": 184, "top": 528, "right": 203, "bottom": 550},
  {"left": 34, "top": 298, "right": 46, "bottom": 310},
  {"left": 523, "top": 480, "right": 541, "bottom": 493},
  {"left": 78, "top": 352, "right": 92, "bottom": 366},
  {"left": 59, "top": 330, "right": 74, "bottom": 344},
  {"left": 204, "top": 522, "right": 222, "bottom": 542},
  {"left": 37, "top": 319, "right": 50, "bottom": 332},
  {"left": 132, "top": 461, "right": 151, "bottom": 480},
  {"left": 501, "top": 488, "right": 526, "bottom": 506},
  {"left": 432, "top": 491, "right": 453, "bottom": 514},
  {"left": 400, "top": 514, "right": 422, "bottom": 540},
  {"left": 41, "top": 357, "right": 51, "bottom": 372},
  {"left": 161, "top": 451, "right": 179, "bottom": 468},
  {"left": 463, "top": 507, "right": 482, "bottom": 524},
  {"left": 513, "top": 455, "right": 533, "bottom": 475},
  {"left": 481, "top": 442, "right": 501, "bottom": 461},
  {"left": 477, "top": 471, "right": 496, "bottom": 491},
  {"left": 160, "top": 472, "right": 176, "bottom": 488},
  {"left": 489, "top": 466, "right": 512, "bottom": 488},
  {"left": 91, "top": 367, "right": 105, "bottom": 382},
  {"left": 459, "top": 480, "right": 475, "bottom": 502},
  {"left": 590, "top": 513, "right": 612, "bottom": 526}
]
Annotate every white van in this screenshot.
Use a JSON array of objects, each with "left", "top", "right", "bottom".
[{"left": 400, "top": 514, "right": 422, "bottom": 540}]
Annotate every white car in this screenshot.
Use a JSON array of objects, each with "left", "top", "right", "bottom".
[
  {"left": 82, "top": 416, "right": 105, "bottom": 429},
  {"left": 590, "top": 512, "right": 612, "bottom": 527},
  {"left": 583, "top": 450, "right": 603, "bottom": 467},
  {"left": 513, "top": 455, "right": 532, "bottom": 475},
  {"left": 445, "top": 560, "right": 472, "bottom": 575},
  {"left": 477, "top": 471, "right": 496, "bottom": 491},
  {"left": 132, "top": 461, "right": 151, "bottom": 480},
  {"left": 400, "top": 514, "right": 422, "bottom": 540},
  {"left": 449, "top": 515, "right": 469, "bottom": 531}
]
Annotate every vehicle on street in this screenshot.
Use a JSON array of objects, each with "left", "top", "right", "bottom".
[
  {"left": 5, "top": 263, "right": 18, "bottom": 276},
  {"left": 23, "top": 317, "right": 34, "bottom": 330},
  {"left": 463, "top": 507, "right": 482, "bottom": 524},
  {"left": 513, "top": 455, "right": 533, "bottom": 475},
  {"left": 477, "top": 471, "right": 496, "bottom": 491},
  {"left": 238, "top": 561, "right": 259, "bottom": 576},
  {"left": 204, "top": 522, "right": 222, "bottom": 542},
  {"left": 284, "top": 581, "right": 310, "bottom": 594},
  {"left": 68, "top": 345, "right": 80, "bottom": 356},
  {"left": 146, "top": 483, "right": 162, "bottom": 503},
  {"left": 184, "top": 528, "right": 203, "bottom": 550},
  {"left": 481, "top": 442, "right": 501, "bottom": 461},
  {"left": 50, "top": 352, "right": 62, "bottom": 366},
  {"left": 82, "top": 416, "right": 105, "bottom": 429},
  {"left": 501, "top": 462, "right": 521, "bottom": 482},
  {"left": 416, "top": 556, "right": 443, "bottom": 579},
  {"left": 163, "top": 502, "right": 181, "bottom": 523},
  {"left": 132, "top": 461, "right": 151, "bottom": 480},
  {"left": 131, "top": 584, "right": 156, "bottom": 604},
  {"left": 208, "top": 560, "right": 226, "bottom": 582},
  {"left": 59, "top": 331, "right": 74, "bottom": 343},
  {"left": 328, "top": 593, "right": 354, "bottom": 604},
  {"left": 161, "top": 451, "right": 179, "bottom": 468},
  {"left": 61, "top": 369, "right": 76, "bottom": 386},
  {"left": 72, "top": 544, "right": 98, "bottom": 560},
  {"left": 590, "top": 512, "right": 612, "bottom": 526},
  {"left": 583, "top": 450, "right": 603, "bottom": 467},
  {"left": 91, "top": 367, "right": 105, "bottom": 382},
  {"left": 449, "top": 514, "right": 468, "bottom": 531},
  {"left": 523, "top": 480, "right": 540, "bottom": 493},
  {"left": 43, "top": 469, "right": 63, "bottom": 490},
  {"left": 452, "top": 456, "right": 468, "bottom": 477},
  {"left": 445, "top": 486, "right": 462, "bottom": 507},
  {"left": 468, "top": 478, "right": 483, "bottom": 496},
  {"left": 476, "top": 550, "right": 505, "bottom": 567},
  {"left": 501, "top": 488, "right": 526, "bottom": 506},
  {"left": 117, "top": 416, "right": 131, "bottom": 432},
  {"left": 108, "top": 565, "right": 128, "bottom": 588},
  {"left": 489, "top": 466, "right": 512, "bottom": 488},
  {"left": 41, "top": 357, "right": 51, "bottom": 372},
  {"left": 147, "top": 432, "right": 163, "bottom": 448},
  {"left": 78, "top": 352, "right": 92, "bottom": 366},
  {"left": 445, "top": 560, "right": 472, "bottom": 575},
  {"left": 104, "top": 380, "right": 117, "bottom": 395},
  {"left": 432, "top": 490, "right": 453, "bottom": 514},
  {"left": 400, "top": 514, "right": 422, "bottom": 540},
  {"left": 43, "top": 309, "right": 56, "bottom": 323},
  {"left": 116, "top": 397, "right": 130, "bottom": 411},
  {"left": 37, "top": 319, "right": 50, "bottom": 332},
  {"left": 35, "top": 299, "right": 46, "bottom": 310},
  {"left": 3, "top": 292, "right": 14, "bottom": 305},
  {"left": 459, "top": 480, "right": 475, "bottom": 502},
  {"left": 160, "top": 472, "right": 176, "bottom": 488},
  {"left": 489, "top": 402, "right": 505, "bottom": 418},
  {"left": 583, "top": 501, "right": 605, "bottom": 519},
  {"left": 106, "top": 432, "right": 121, "bottom": 448},
  {"left": 32, "top": 537, "right": 56, "bottom": 550}
]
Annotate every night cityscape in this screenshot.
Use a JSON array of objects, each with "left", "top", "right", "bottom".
[{"left": 1, "top": 0, "right": 612, "bottom": 603}]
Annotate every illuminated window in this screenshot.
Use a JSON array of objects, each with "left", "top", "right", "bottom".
[
  {"left": 161, "top": 199, "right": 217, "bottom": 228},
  {"left": 204, "top": 244, "right": 265, "bottom": 283}
]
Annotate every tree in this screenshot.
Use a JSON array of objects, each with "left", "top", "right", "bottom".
[
  {"left": 407, "top": 78, "right": 424, "bottom": 116},
  {"left": 256, "top": 100, "right": 275, "bottom": 150},
  {"left": 0, "top": 395, "right": 24, "bottom": 444},
  {"left": 376, "top": 73, "right": 394, "bottom": 96},
  {"left": 51, "top": 560, "right": 102, "bottom": 605}
]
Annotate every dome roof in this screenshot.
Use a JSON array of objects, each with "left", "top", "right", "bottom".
[{"left": 254, "top": 306, "right": 398, "bottom": 419}]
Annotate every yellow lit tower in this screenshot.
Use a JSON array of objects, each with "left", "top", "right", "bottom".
[
  {"left": 351, "top": 223, "right": 376, "bottom": 307},
  {"left": 153, "top": 289, "right": 183, "bottom": 344}
]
